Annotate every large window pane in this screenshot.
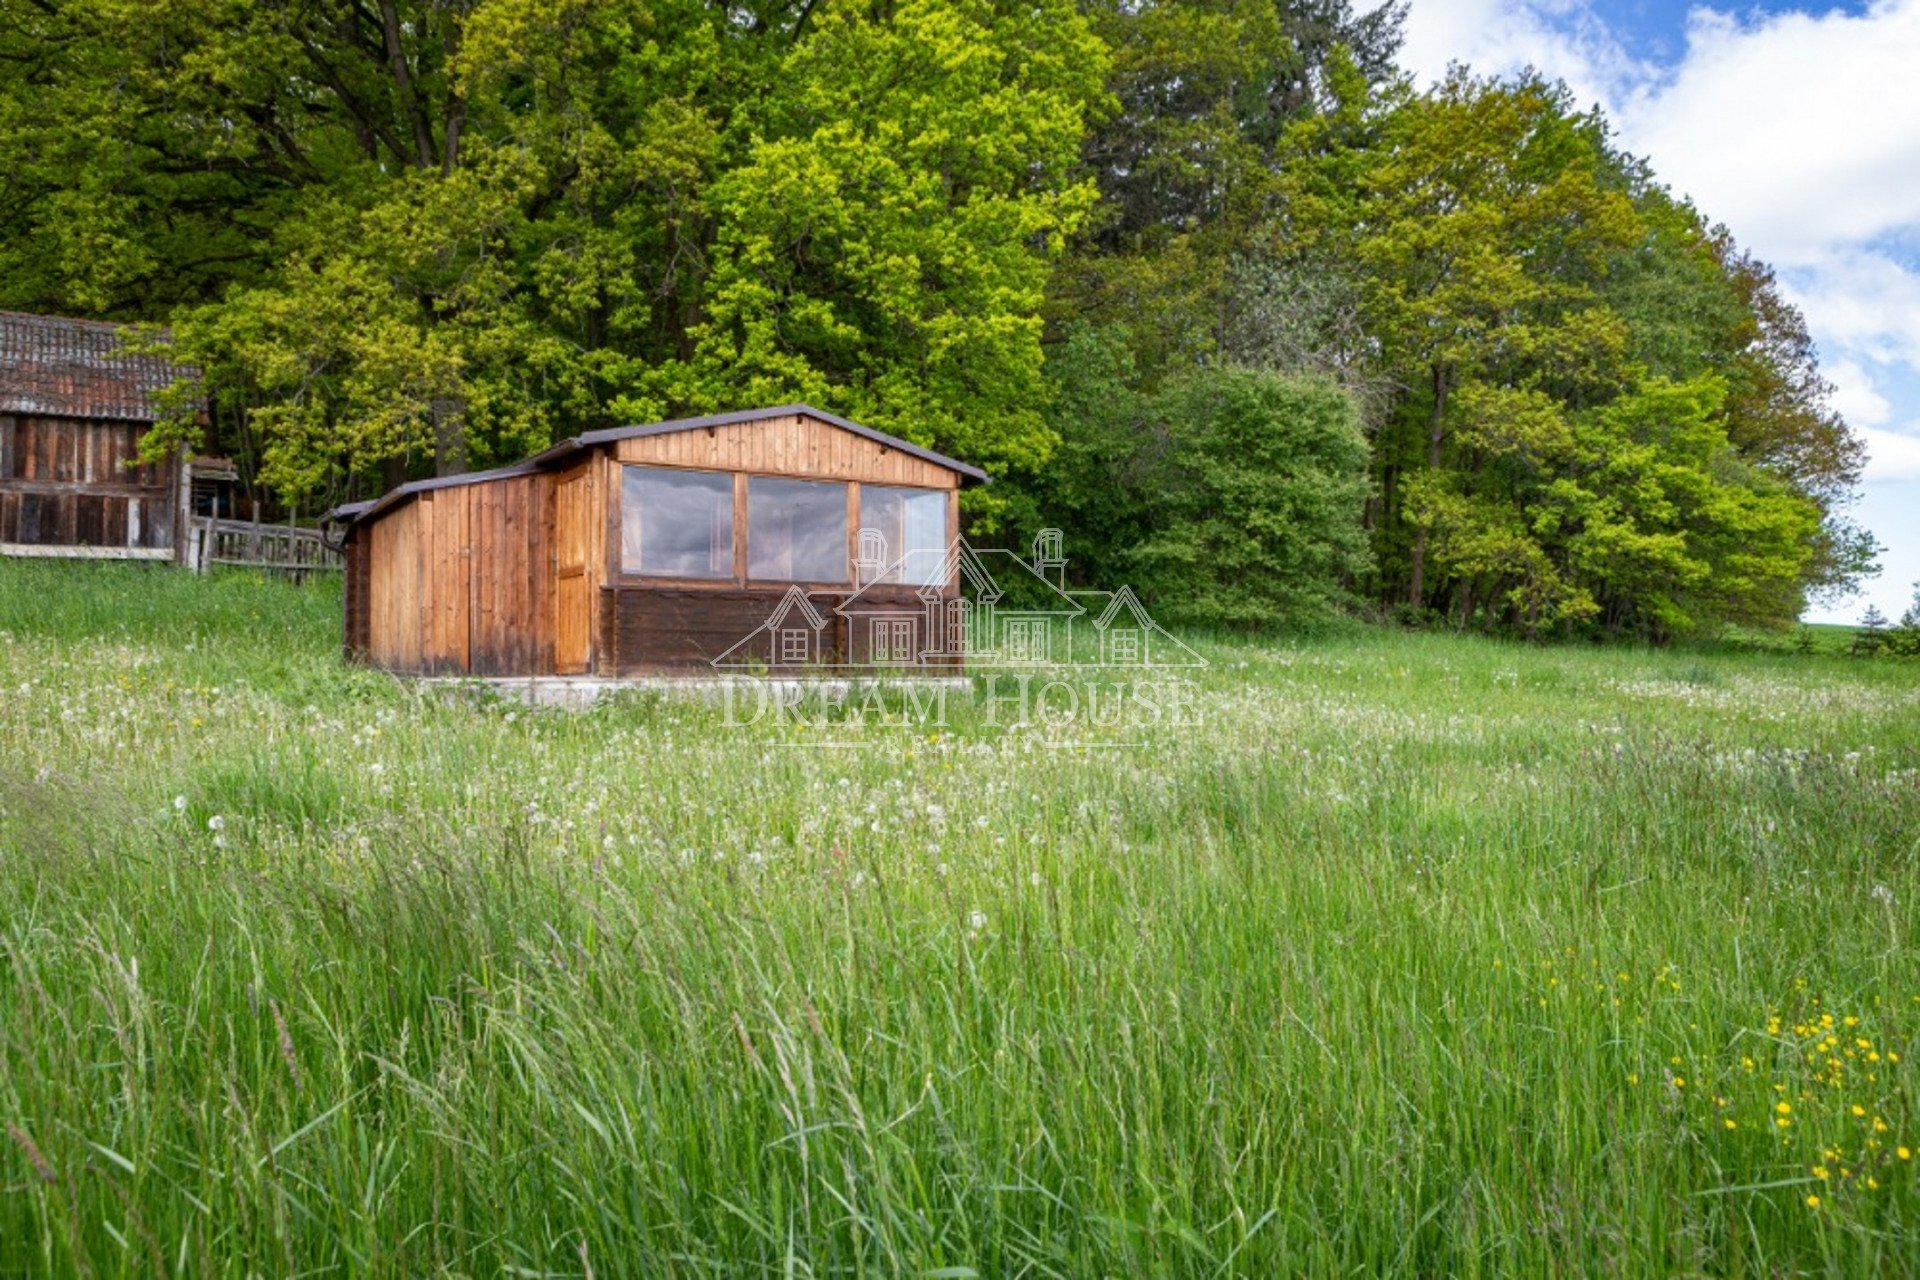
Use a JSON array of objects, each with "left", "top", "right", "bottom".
[
  {"left": 622, "top": 466, "right": 733, "bottom": 578},
  {"left": 860, "top": 485, "right": 950, "bottom": 586},
  {"left": 748, "top": 476, "right": 848, "bottom": 583}
]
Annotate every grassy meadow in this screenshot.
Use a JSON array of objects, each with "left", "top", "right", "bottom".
[{"left": 1, "top": 560, "right": 1918, "bottom": 1277}]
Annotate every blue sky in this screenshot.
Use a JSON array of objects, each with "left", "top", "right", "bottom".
[{"left": 1399, "top": 0, "right": 1920, "bottom": 624}]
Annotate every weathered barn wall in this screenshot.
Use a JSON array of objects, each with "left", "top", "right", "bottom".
[{"left": 0, "top": 414, "right": 177, "bottom": 555}]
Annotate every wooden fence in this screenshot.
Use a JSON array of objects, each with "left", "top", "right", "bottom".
[{"left": 188, "top": 517, "right": 342, "bottom": 581}]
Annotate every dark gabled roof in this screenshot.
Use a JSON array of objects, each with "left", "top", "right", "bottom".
[
  {"left": 325, "top": 404, "right": 989, "bottom": 526},
  {"left": 0, "top": 311, "right": 197, "bottom": 422}
]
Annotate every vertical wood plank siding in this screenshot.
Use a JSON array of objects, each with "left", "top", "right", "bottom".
[
  {"left": 0, "top": 414, "right": 177, "bottom": 551},
  {"left": 342, "top": 526, "right": 371, "bottom": 660},
  {"left": 613, "top": 414, "right": 961, "bottom": 489},
  {"left": 552, "top": 465, "right": 594, "bottom": 674},
  {"left": 354, "top": 473, "right": 556, "bottom": 675}
]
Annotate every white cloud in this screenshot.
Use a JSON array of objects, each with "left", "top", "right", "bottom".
[
  {"left": 1616, "top": 3, "right": 1920, "bottom": 268},
  {"left": 1860, "top": 425, "right": 1920, "bottom": 484},
  {"left": 1399, "top": 0, "right": 1649, "bottom": 109},
  {"left": 1778, "top": 249, "right": 1920, "bottom": 368},
  {"left": 1825, "top": 359, "right": 1893, "bottom": 428}
]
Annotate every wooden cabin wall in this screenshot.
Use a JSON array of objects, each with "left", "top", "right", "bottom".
[
  {"left": 601, "top": 588, "right": 844, "bottom": 674},
  {"left": 602, "top": 416, "right": 963, "bottom": 673},
  {"left": 614, "top": 414, "right": 961, "bottom": 489},
  {"left": 600, "top": 583, "right": 964, "bottom": 674},
  {"left": 551, "top": 462, "right": 599, "bottom": 675},
  {"left": 466, "top": 473, "right": 551, "bottom": 676},
  {"left": 0, "top": 414, "right": 178, "bottom": 555},
  {"left": 367, "top": 500, "right": 423, "bottom": 670},
  {"left": 342, "top": 526, "right": 371, "bottom": 660},
  {"left": 358, "top": 474, "right": 553, "bottom": 675},
  {"left": 418, "top": 490, "right": 470, "bottom": 673}
]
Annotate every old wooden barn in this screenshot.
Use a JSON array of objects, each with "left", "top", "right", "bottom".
[
  {"left": 0, "top": 311, "right": 203, "bottom": 561},
  {"left": 326, "top": 405, "right": 988, "bottom": 675}
]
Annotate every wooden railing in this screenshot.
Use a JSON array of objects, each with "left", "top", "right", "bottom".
[{"left": 188, "top": 517, "right": 341, "bottom": 580}]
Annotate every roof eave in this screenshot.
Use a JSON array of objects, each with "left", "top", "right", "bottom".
[{"left": 331, "top": 403, "right": 990, "bottom": 527}]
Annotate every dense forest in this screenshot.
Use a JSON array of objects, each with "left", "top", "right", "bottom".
[{"left": 0, "top": 0, "right": 1876, "bottom": 637}]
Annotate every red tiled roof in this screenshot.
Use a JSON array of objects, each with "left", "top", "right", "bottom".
[{"left": 0, "top": 310, "right": 198, "bottom": 422}]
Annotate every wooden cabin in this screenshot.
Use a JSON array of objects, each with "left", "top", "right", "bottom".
[
  {"left": 0, "top": 311, "right": 205, "bottom": 561},
  {"left": 326, "top": 405, "right": 989, "bottom": 675}
]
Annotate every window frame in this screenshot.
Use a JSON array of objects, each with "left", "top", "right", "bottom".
[
  {"left": 856, "top": 483, "right": 951, "bottom": 587},
  {"left": 746, "top": 473, "right": 852, "bottom": 587},
  {"left": 611, "top": 462, "right": 955, "bottom": 594},
  {"left": 617, "top": 463, "right": 738, "bottom": 583}
]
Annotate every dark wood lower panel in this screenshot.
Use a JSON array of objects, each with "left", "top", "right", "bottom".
[{"left": 600, "top": 584, "right": 959, "bottom": 674}]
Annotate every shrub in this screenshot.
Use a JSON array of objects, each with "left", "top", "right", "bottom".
[{"left": 1128, "top": 367, "right": 1372, "bottom": 627}]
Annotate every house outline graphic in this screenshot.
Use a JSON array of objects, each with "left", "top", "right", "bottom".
[
  {"left": 1083, "top": 584, "right": 1206, "bottom": 667},
  {"left": 711, "top": 584, "right": 831, "bottom": 669},
  {"left": 709, "top": 530, "right": 1204, "bottom": 672}
]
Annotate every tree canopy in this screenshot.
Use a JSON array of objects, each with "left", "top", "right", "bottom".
[{"left": 0, "top": 0, "right": 1873, "bottom": 635}]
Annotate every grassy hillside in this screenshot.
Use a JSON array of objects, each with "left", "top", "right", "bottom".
[{"left": 1, "top": 561, "right": 1917, "bottom": 1276}]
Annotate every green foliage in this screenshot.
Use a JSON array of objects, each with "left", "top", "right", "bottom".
[
  {"left": 1027, "top": 38, "right": 1866, "bottom": 640},
  {"left": 1848, "top": 584, "right": 1920, "bottom": 657},
  {"left": 1255, "top": 70, "right": 1864, "bottom": 636},
  {"left": 1, "top": 0, "right": 1107, "bottom": 512},
  {"left": 1130, "top": 368, "right": 1372, "bottom": 626},
  {"left": 0, "top": 0, "right": 1873, "bottom": 636},
  {"left": 657, "top": 0, "right": 1110, "bottom": 511},
  {"left": 1410, "top": 375, "right": 1820, "bottom": 636},
  {"left": 1053, "top": 3, "right": 1403, "bottom": 379},
  {"left": 1022, "top": 337, "right": 1372, "bottom": 627},
  {"left": 1014, "top": 322, "right": 1156, "bottom": 587}
]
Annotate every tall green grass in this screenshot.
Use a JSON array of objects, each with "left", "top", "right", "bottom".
[{"left": 1, "top": 561, "right": 1917, "bottom": 1276}]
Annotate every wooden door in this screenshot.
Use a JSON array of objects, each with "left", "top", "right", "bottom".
[{"left": 553, "top": 467, "right": 593, "bottom": 674}]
